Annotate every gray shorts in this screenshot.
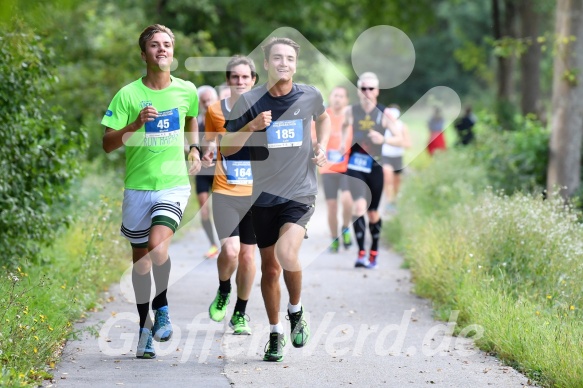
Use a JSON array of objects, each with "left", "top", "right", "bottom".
[
  {"left": 382, "top": 156, "right": 404, "bottom": 174},
  {"left": 321, "top": 173, "right": 350, "bottom": 200}
]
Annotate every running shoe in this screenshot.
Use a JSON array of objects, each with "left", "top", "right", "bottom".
[
  {"left": 263, "top": 332, "right": 286, "bottom": 362},
  {"left": 354, "top": 250, "right": 368, "bottom": 268},
  {"left": 152, "top": 305, "right": 173, "bottom": 342},
  {"left": 342, "top": 227, "right": 352, "bottom": 249},
  {"left": 366, "top": 250, "right": 378, "bottom": 269},
  {"left": 287, "top": 308, "right": 310, "bottom": 348},
  {"left": 204, "top": 244, "right": 220, "bottom": 259},
  {"left": 329, "top": 238, "right": 339, "bottom": 253},
  {"left": 209, "top": 288, "right": 230, "bottom": 322},
  {"left": 229, "top": 311, "right": 252, "bottom": 335},
  {"left": 136, "top": 328, "right": 156, "bottom": 359}
]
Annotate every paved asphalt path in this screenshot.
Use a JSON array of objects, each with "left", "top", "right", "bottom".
[{"left": 50, "top": 194, "right": 535, "bottom": 387}]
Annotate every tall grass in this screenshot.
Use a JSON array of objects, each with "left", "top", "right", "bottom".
[
  {"left": 389, "top": 149, "right": 583, "bottom": 387},
  {"left": 0, "top": 164, "right": 128, "bottom": 386}
]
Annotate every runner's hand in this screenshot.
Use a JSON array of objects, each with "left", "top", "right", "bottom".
[
  {"left": 134, "top": 106, "right": 158, "bottom": 127},
  {"left": 188, "top": 148, "right": 202, "bottom": 174},
  {"left": 201, "top": 144, "right": 216, "bottom": 168},
  {"left": 311, "top": 143, "right": 327, "bottom": 167},
  {"left": 249, "top": 111, "right": 272, "bottom": 131},
  {"left": 368, "top": 130, "right": 385, "bottom": 145}
]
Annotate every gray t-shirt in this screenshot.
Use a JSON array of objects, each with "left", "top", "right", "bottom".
[{"left": 225, "top": 83, "right": 325, "bottom": 206}]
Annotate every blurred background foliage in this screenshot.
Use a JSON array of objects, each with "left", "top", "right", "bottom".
[{"left": 0, "top": 0, "right": 576, "bottom": 266}]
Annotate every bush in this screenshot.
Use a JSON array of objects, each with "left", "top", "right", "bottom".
[
  {"left": 0, "top": 22, "right": 87, "bottom": 267},
  {"left": 472, "top": 112, "right": 549, "bottom": 193}
]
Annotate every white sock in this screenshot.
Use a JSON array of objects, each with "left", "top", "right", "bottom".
[
  {"left": 288, "top": 301, "right": 302, "bottom": 314},
  {"left": 270, "top": 323, "right": 284, "bottom": 334}
]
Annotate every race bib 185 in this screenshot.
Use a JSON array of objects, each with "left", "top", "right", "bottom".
[{"left": 266, "top": 119, "right": 303, "bottom": 148}]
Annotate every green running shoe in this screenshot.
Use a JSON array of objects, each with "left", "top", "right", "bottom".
[
  {"left": 263, "top": 332, "right": 286, "bottom": 362},
  {"left": 342, "top": 227, "right": 352, "bottom": 249},
  {"left": 229, "top": 311, "right": 252, "bottom": 335},
  {"left": 209, "top": 289, "right": 230, "bottom": 322},
  {"left": 329, "top": 238, "right": 339, "bottom": 253},
  {"left": 287, "top": 308, "right": 310, "bottom": 348}
]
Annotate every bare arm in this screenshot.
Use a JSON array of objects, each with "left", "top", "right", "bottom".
[
  {"left": 339, "top": 106, "right": 353, "bottom": 154},
  {"left": 382, "top": 107, "right": 403, "bottom": 147},
  {"left": 102, "top": 106, "right": 157, "bottom": 153},
  {"left": 201, "top": 138, "right": 217, "bottom": 168},
  {"left": 312, "top": 111, "right": 331, "bottom": 166},
  {"left": 220, "top": 111, "right": 272, "bottom": 156},
  {"left": 184, "top": 116, "right": 202, "bottom": 175},
  {"left": 315, "top": 111, "right": 331, "bottom": 151},
  {"left": 201, "top": 108, "right": 218, "bottom": 167}
]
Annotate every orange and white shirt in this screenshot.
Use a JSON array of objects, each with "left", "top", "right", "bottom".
[
  {"left": 205, "top": 99, "right": 252, "bottom": 196},
  {"left": 315, "top": 107, "right": 352, "bottom": 174}
]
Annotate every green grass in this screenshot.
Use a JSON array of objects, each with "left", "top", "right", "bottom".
[
  {"left": 387, "top": 148, "right": 583, "bottom": 387},
  {"left": 0, "top": 163, "right": 128, "bottom": 386}
]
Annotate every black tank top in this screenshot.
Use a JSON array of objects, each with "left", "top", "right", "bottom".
[{"left": 350, "top": 103, "right": 385, "bottom": 160}]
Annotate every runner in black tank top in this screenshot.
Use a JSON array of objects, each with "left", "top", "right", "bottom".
[{"left": 341, "top": 72, "right": 403, "bottom": 269}]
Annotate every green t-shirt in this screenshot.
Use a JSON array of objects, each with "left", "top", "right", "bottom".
[{"left": 101, "top": 76, "right": 199, "bottom": 190}]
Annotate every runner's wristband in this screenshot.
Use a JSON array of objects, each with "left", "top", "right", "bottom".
[{"left": 189, "top": 144, "right": 202, "bottom": 155}]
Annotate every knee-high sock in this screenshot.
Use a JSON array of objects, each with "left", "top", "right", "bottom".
[
  {"left": 353, "top": 216, "right": 366, "bottom": 251},
  {"left": 132, "top": 268, "right": 152, "bottom": 329},
  {"left": 202, "top": 218, "right": 217, "bottom": 246},
  {"left": 152, "top": 257, "right": 171, "bottom": 310},
  {"left": 369, "top": 219, "right": 382, "bottom": 252}
]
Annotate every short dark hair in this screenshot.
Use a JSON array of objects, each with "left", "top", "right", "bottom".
[
  {"left": 226, "top": 55, "right": 257, "bottom": 80},
  {"left": 139, "top": 24, "right": 175, "bottom": 52},
  {"left": 261, "top": 37, "right": 300, "bottom": 61}
]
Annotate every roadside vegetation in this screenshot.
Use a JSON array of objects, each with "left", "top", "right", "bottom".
[
  {"left": 0, "top": 166, "right": 128, "bottom": 386},
  {"left": 386, "top": 115, "right": 582, "bottom": 387}
]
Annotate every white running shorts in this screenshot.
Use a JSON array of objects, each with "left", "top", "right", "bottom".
[{"left": 120, "top": 185, "right": 191, "bottom": 244}]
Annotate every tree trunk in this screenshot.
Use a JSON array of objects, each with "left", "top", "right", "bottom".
[
  {"left": 493, "top": 0, "right": 517, "bottom": 100},
  {"left": 547, "top": 0, "right": 583, "bottom": 200},
  {"left": 518, "top": 0, "right": 541, "bottom": 117}
]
